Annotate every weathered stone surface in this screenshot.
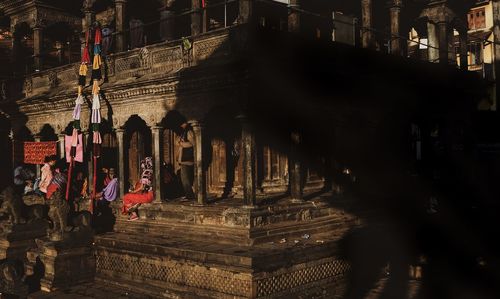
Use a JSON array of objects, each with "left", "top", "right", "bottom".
[{"left": 26, "top": 237, "right": 95, "bottom": 293}]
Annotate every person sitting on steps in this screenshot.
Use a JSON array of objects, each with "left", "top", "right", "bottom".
[{"left": 122, "top": 157, "right": 154, "bottom": 221}]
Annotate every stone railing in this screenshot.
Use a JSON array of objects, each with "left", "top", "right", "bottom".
[{"left": 5, "top": 25, "right": 244, "bottom": 101}]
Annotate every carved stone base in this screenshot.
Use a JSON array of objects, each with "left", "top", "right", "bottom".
[
  {"left": 0, "top": 220, "right": 48, "bottom": 261},
  {"left": 0, "top": 260, "right": 29, "bottom": 298},
  {"left": 29, "top": 233, "right": 95, "bottom": 292}
]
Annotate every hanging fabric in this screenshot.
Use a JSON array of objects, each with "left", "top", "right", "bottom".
[
  {"left": 66, "top": 28, "right": 92, "bottom": 201},
  {"left": 90, "top": 24, "right": 104, "bottom": 214}
]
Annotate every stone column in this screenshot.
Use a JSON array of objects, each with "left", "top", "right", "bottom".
[
  {"left": 237, "top": 116, "right": 256, "bottom": 206},
  {"left": 290, "top": 131, "right": 303, "bottom": 201},
  {"left": 288, "top": 0, "right": 300, "bottom": 33},
  {"left": 33, "top": 25, "right": 43, "bottom": 71},
  {"left": 361, "top": 0, "right": 374, "bottom": 49},
  {"left": 34, "top": 135, "right": 41, "bottom": 176},
  {"left": 55, "top": 41, "right": 64, "bottom": 64},
  {"left": 389, "top": 0, "right": 402, "bottom": 55},
  {"left": 151, "top": 126, "right": 163, "bottom": 203},
  {"left": 11, "top": 25, "right": 18, "bottom": 64},
  {"left": 191, "top": 0, "right": 202, "bottom": 36},
  {"left": 115, "top": 0, "right": 127, "bottom": 52},
  {"left": 189, "top": 121, "right": 206, "bottom": 205},
  {"left": 437, "top": 21, "right": 449, "bottom": 65},
  {"left": 115, "top": 128, "right": 125, "bottom": 199},
  {"left": 427, "top": 21, "right": 439, "bottom": 63},
  {"left": 58, "top": 134, "right": 65, "bottom": 159},
  {"left": 238, "top": 0, "right": 254, "bottom": 24},
  {"left": 459, "top": 30, "right": 468, "bottom": 71},
  {"left": 160, "top": 1, "right": 176, "bottom": 41},
  {"left": 492, "top": 0, "right": 500, "bottom": 109}
]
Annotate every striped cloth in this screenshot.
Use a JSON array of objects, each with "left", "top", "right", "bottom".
[
  {"left": 91, "top": 94, "right": 101, "bottom": 124},
  {"left": 72, "top": 94, "right": 84, "bottom": 120}
]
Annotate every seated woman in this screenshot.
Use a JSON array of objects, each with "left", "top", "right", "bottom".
[
  {"left": 122, "top": 157, "right": 154, "bottom": 221},
  {"left": 96, "top": 168, "right": 118, "bottom": 202}
]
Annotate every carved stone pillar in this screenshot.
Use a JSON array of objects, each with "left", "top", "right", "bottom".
[
  {"left": 191, "top": 0, "right": 202, "bottom": 36},
  {"left": 361, "top": 0, "right": 374, "bottom": 49},
  {"left": 34, "top": 135, "right": 41, "bottom": 176},
  {"left": 437, "top": 21, "right": 449, "bottom": 65},
  {"left": 237, "top": 116, "right": 256, "bottom": 206},
  {"left": 288, "top": 0, "right": 300, "bottom": 33},
  {"left": 427, "top": 21, "right": 439, "bottom": 63},
  {"left": 239, "top": 0, "right": 254, "bottom": 24},
  {"left": 151, "top": 126, "right": 163, "bottom": 203},
  {"left": 459, "top": 30, "right": 468, "bottom": 70},
  {"left": 115, "top": 128, "right": 125, "bottom": 199},
  {"left": 58, "top": 134, "right": 65, "bottom": 159},
  {"left": 115, "top": 0, "right": 127, "bottom": 52},
  {"left": 83, "top": 2, "right": 95, "bottom": 33},
  {"left": 189, "top": 121, "right": 206, "bottom": 205},
  {"left": 389, "top": 0, "right": 402, "bottom": 55},
  {"left": 160, "top": 1, "right": 176, "bottom": 41},
  {"left": 33, "top": 25, "right": 43, "bottom": 71},
  {"left": 290, "top": 131, "right": 303, "bottom": 201},
  {"left": 492, "top": 0, "right": 500, "bottom": 109}
]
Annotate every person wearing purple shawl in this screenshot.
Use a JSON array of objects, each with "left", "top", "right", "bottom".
[{"left": 96, "top": 168, "right": 118, "bottom": 201}]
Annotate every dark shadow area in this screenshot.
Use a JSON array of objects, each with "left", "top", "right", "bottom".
[{"left": 170, "top": 24, "right": 500, "bottom": 298}]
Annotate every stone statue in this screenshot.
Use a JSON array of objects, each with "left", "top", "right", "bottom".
[
  {"left": 0, "top": 186, "right": 24, "bottom": 225},
  {"left": 47, "top": 190, "right": 92, "bottom": 241},
  {"left": 47, "top": 190, "right": 70, "bottom": 240},
  {"left": 0, "top": 186, "right": 48, "bottom": 226},
  {"left": 0, "top": 260, "right": 28, "bottom": 298}
]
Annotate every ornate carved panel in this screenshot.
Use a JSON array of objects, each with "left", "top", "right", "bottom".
[
  {"left": 115, "top": 55, "right": 141, "bottom": 73},
  {"left": 58, "top": 67, "right": 78, "bottom": 84},
  {"left": 31, "top": 76, "right": 47, "bottom": 90},
  {"left": 193, "top": 35, "right": 229, "bottom": 61},
  {"left": 256, "top": 260, "right": 349, "bottom": 297},
  {"left": 151, "top": 46, "right": 182, "bottom": 74},
  {"left": 96, "top": 254, "right": 253, "bottom": 297}
]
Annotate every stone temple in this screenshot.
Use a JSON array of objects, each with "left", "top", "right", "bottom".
[{"left": 0, "top": 0, "right": 497, "bottom": 298}]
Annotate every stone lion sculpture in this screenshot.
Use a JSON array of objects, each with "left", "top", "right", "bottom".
[
  {"left": 47, "top": 190, "right": 92, "bottom": 241},
  {"left": 0, "top": 186, "right": 24, "bottom": 224},
  {"left": 0, "top": 186, "right": 48, "bottom": 226}
]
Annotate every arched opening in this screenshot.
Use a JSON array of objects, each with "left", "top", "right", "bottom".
[
  {"left": 254, "top": 122, "right": 289, "bottom": 195},
  {"left": 204, "top": 106, "right": 241, "bottom": 198},
  {"left": 39, "top": 124, "right": 57, "bottom": 141},
  {"left": 100, "top": 119, "right": 117, "bottom": 170},
  {"left": 160, "top": 110, "right": 187, "bottom": 199},
  {"left": 124, "top": 115, "right": 152, "bottom": 192},
  {"left": 12, "top": 126, "right": 35, "bottom": 178}
]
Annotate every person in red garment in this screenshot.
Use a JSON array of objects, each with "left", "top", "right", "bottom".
[{"left": 122, "top": 157, "right": 154, "bottom": 221}]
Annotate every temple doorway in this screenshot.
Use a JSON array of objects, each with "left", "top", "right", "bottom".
[{"left": 124, "top": 116, "right": 152, "bottom": 191}]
